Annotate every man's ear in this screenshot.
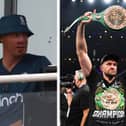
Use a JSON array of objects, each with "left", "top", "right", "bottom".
[
  {"left": 99, "top": 65, "right": 102, "bottom": 71},
  {"left": 0, "top": 35, "right": 3, "bottom": 43}
]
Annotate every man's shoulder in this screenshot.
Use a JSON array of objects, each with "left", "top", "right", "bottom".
[
  {"left": 87, "top": 68, "right": 101, "bottom": 81},
  {"left": 79, "top": 84, "right": 90, "bottom": 93},
  {"left": 25, "top": 53, "right": 47, "bottom": 60},
  {"left": 24, "top": 53, "right": 51, "bottom": 64}
]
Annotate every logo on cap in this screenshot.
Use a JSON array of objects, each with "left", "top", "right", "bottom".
[{"left": 19, "top": 16, "right": 26, "bottom": 25}]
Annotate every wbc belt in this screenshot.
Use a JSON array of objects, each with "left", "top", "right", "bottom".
[{"left": 64, "top": 5, "right": 126, "bottom": 32}]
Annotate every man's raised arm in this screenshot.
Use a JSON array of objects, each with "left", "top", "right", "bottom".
[{"left": 76, "top": 12, "right": 93, "bottom": 77}]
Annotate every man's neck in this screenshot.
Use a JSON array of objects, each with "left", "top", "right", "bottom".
[
  {"left": 2, "top": 55, "right": 23, "bottom": 72},
  {"left": 103, "top": 75, "right": 115, "bottom": 84}
]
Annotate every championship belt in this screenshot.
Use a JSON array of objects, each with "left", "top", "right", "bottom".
[{"left": 64, "top": 5, "right": 126, "bottom": 33}]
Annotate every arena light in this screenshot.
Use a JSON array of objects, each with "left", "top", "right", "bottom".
[
  {"left": 87, "top": 0, "right": 94, "bottom": 4},
  {"left": 103, "top": 0, "right": 113, "bottom": 4},
  {"left": 72, "top": 0, "right": 76, "bottom": 2},
  {"left": 123, "top": 0, "right": 126, "bottom": 3}
]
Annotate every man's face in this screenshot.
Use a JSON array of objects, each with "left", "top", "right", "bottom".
[
  {"left": 100, "top": 60, "right": 118, "bottom": 77},
  {"left": 1, "top": 32, "right": 28, "bottom": 57},
  {"left": 73, "top": 71, "right": 80, "bottom": 87},
  {"left": 73, "top": 70, "right": 84, "bottom": 87}
]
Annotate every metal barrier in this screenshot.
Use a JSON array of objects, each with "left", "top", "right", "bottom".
[{"left": 0, "top": 73, "right": 57, "bottom": 83}]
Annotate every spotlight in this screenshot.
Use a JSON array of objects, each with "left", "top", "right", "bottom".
[
  {"left": 104, "top": 30, "right": 108, "bottom": 33},
  {"left": 87, "top": 0, "right": 94, "bottom": 4},
  {"left": 88, "top": 35, "right": 92, "bottom": 38},
  {"left": 123, "top": 0, "right": 126, "bottom": 3},
  {"left": 68, "top": 58, "right": 72, "bottom": 61},
  {"left": 103, "top": 0, "right": 113, "bottom": 4},
  {"left": 117, "top": 0, "right": 120, "bottom": 3},
  {"left": 99, "top": 35, "right": 102, "bottom": 39},
  {"left": 121, "top": 36, "right": 124, "bottom": 39},
  {"left": 72, "top": 0, "right": 76, "bottom": 2},
  {"left": 110, "top": 35, "right": 113, "bottom": 39},
  {"left": 67, "top": 35, "right": 71, "bottom": 39}
]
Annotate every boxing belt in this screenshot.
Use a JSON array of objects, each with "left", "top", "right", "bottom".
[{"left": 64, "top": 5, "right": 126, "bottom": 33}]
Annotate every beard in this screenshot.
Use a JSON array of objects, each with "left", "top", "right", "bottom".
[{"left": 104, "top": 73, "right": 116, "bottom": 80}]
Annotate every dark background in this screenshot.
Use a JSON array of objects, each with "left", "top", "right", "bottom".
[{"left": 60, "top": 0, "right": 126, "bottom": 76}]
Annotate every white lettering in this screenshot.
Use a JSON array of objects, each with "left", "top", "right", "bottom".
[
  {"left": 92, "top": 110, "right": 125, "bottom": 119},
  {"left": 0, "top": 93, "right": 23, "bottom": 107}
]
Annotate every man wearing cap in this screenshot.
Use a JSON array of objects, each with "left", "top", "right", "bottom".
[
  {"left": 76, "top": 11, "right": 126, "bottom": 126},
  {"left": 0, "top": 14, "right": 51, "bottom": 125},
  {"left": 67, "top": 69, "right": 89, "bottom": 126},
  {"left": 0, "top": 14, "right": 51, "bottom": 92}
]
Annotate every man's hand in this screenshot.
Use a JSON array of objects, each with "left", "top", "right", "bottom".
[{"left": 80, "top": 9, "right": 96, "bottom": 25}]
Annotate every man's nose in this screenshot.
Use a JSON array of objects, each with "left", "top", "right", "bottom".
[
  {"left": 110, "top": 64, "right": 116, "bottom": 69},
  {"left": 18, "top": 35, "right": 26, "bottom": 41},
  {"left": 17, "top": 36, "right": 27, "bottom": 44}
]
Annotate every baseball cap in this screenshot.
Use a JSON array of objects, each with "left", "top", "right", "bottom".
[{"left": 100, "top": 54, "right": 120, "bottom": 65}]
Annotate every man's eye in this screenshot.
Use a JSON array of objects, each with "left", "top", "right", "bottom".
[
  {"left": 107, "top": 63, "right": 111, "bottom": 65},
  {"left": 113, "top": 64, "right": 117, "bottom": 66},
  {"left": 15, "top": 33, "right": 19, "bottom": 37}
]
